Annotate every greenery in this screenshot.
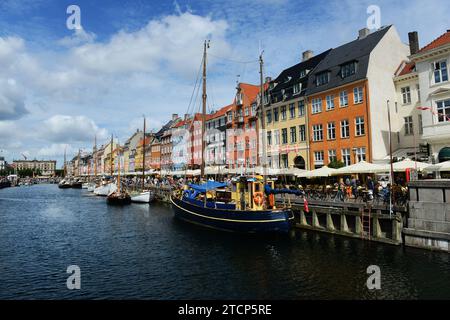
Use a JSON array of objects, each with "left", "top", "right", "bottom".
[
  {"left": 0, "top": 168, "right": 14, "bottom": 176},
  {"left": 55, "top": 169, "right": 65, "bottom": 177},
  {"left": 328, "top": 160, "right": 345, "bottom": 169},
  {"left": 16, "top": 169, "right": 42, "bottom": 177}
]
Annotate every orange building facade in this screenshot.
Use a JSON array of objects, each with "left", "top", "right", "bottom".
[{"left": 308, "top": 79, "right": 371, "bottom": 168}]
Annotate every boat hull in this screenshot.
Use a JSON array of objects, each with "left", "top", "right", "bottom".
[
  {"left": 131, "top": 191, "right": 155, "bottom": 203},
  {"left": 171, "top": 196, "right": 294, "bottom": 233},
  {"left": 94, "top": 183, "right": 117, "bottom": 196},
  {"left": 58, "top": 183, "right": 71, "bottom": 189},
  {"left": 107, "top": 194, "right": 132, "bottom": 205}
]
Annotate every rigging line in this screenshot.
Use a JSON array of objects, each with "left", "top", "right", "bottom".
[
  {"left": 209, "top": 53, "right": 259, "bottom": 64},
  {"left": 186, "top": 56, "right": 204, "bottom": 116}
]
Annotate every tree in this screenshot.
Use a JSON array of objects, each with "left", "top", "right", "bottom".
[{"left": 328, "top": 160, "right": 345, "bottom": 169}]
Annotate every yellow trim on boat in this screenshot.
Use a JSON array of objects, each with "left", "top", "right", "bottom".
[{"left": 171, "top": 197, "right": 294, "bottom": 223}]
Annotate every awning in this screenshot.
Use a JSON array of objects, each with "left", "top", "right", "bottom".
[
  {"left": 387, "top": 159, "right": 429, "bottom": 172},
  {"left": 332, "top": 161, "right": 387, "bottom": 175},
  {"left": 424, "top": 160, "right": 450, "bottom": 172},
  {"left": 298, "top": 166, "right": 337, "bottom": 178},
  {"left": 188, "top": 181, "right": 228, "bottom": 192}
]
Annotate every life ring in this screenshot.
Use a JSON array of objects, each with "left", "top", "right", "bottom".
[
  {"left": 268, "top": 194, "right": 275, "bottom": 207},
  {"left": 253, "top": 192, "right": 264, "bottom": 206}
]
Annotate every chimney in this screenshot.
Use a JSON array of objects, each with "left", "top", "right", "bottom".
[
  {"left": 358, "top": 28, "right": 370, "bottom": 39},
  {"left": 408, "top": 31, "right": 419, "bottom": 55},
  {"left": 302, "top": 50, "right": 313, "bottom": 62},
  {"left": 172, "top": 113, "right": 179, "bottom": 120},
  {"left": 265, "top": 76, "right": 272, "bottom": 83}
]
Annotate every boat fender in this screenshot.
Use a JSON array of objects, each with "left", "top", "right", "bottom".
[{"left": 253, "top": 192, "right": 264, "bottom": 206}]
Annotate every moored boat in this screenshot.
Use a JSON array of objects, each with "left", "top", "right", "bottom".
[
  {"left": 58, "top": 179, "right": 71, "bottom": 189},
  {"left": 131, "top": 190, "right": 155, "bottom": 203},
  {"left": 171, "top": 178, "right": 295, "bottom": 233},
  {"left": 107, "top": 190, "right": 131, "bottom": 205},
  {"left": 94, "top": 182, "right": 117, "bottom": 196}
]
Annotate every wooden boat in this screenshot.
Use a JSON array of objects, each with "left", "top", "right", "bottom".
[
  {"left": 106, "top": 141, "right": 131, "bottom": 205},
  {"left": 172, "top": 43, "right": 297, "bottom": 234},
  {"left": 58, "top": 179, "right": 71, "bottom": 189},
  {"left": 131, "top": 190, "right": 155, "bottom": 203}
]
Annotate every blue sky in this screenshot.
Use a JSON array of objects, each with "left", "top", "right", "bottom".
[{"left": 0, "top": 0, "right": 449, "bottom": 167}]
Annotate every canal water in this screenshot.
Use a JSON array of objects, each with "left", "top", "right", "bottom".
[{"left": 0, "top": 184, "right": 449, "bottom": 300}]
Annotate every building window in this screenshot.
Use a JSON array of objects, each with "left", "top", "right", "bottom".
[
  {"left": 401, "top": 86, "right": 411, "bottom": 104},
  {"left": 404, "top": 116, "right": 413, "bottom": 135},
  {"left": 326, "top": 95, "right": 335, "bottom": 110},
  {"left": 290, "top": 126, "right": 297, "bottom": 143},
  {"left": 340, "top": 120, "right": 350, "bottom": 138},
  {"left": 340, "top": 91, "right": 348, "bottom": 107},
  {"left": 312, "top": 98, "right": 322, "bottom": 114},
  {"left": 353, "top": 87, "right": 363, "bottom": 104},
  {"left": 328, "top": 149, "right": 337, "bottom": 163},
  {"left": 266, "top": 110, "right": 272, "bottom": 123},
  {"left": 312, "top": 124, "right": 323, "bottom": 141},
  {"left": 340, "top": 61, "right": 357, "bottom": 78},
  {"left": 416, "top": 84, "right": 421, "bottom": 102},
  {"left": 437, "top": 99, "right": 450, "bottom": 122},
  {"left": 356, "top": 147, "right": 366, "bottom": 162},
  {"left": 273, "top": 107, "right": 279, "bottom": 122},
  {"left": 342, "top": 148, "right": 351, "bottom": 166},
  {"left": 293, "top": 83, "right": 301, "bottom": 94},
  {"left": 281, "top": 105, "right": 287, "bottom": 120},
  {"left": 314, "top": 151, "right": 324, "bottom": 166},
  {"left": 327, "top": 122, "right": 336, "bottom": 140},
  {"left": 289, "top": 103, "right": 296, "bottom": 119},
  {"left": 281, "top": 154, "right": 288, "bottom": 168},
  {"left": 315, "top": 72, "right": 329, "bottom": 86},
  {"left": 418, "top": 114, "right": 423, "bottom": 134},
  {"left": 355, "top": 117, "right": 365, "bottom": 136},
  {"left": 298, "top": 100, "right": 305, "bottom": 117},
  {"left": 299, "top": 125, "right": 306, "bottom": 142},
  {"left": 245, "top": 107, "right": 249, "bottom": 116},
  {"left": 228, "top": 113, "right": 232, "bottom": 123},
  {"left": 433, "top": 60, "right": 448, "bottom": 84},
  {"left": 267, "top": 131, "right": 272, "bottom": 146},
  {"left": 281, "top": 128, "right": 288, "bottom": 144},
  {"left": 274, "top": 130, "right": 280, "bottom": 145}
]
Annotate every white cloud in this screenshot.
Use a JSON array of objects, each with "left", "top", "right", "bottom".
[
  {"left": 0, "top": 78, "right": 28, "bottom": 120},
  {"left": 58, "top": 28, "right": 97, "bottom": 47},
  {"left": 41, "top": 115, "right": 108, "bottom": 143},
  {"left": 37, "top": 143, "right": 76, "bottom": 158}
]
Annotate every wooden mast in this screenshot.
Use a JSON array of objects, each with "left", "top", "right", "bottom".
[
  {"left": 142, "top": 116, "right": 146, "bottom": 191},
  {"left": 200, "top": 40, "right": 209, "bottom": 179},
  {"left": 110, "top": 134, "right": 113, "bottom": 176},
  {"left": 117, "top": 142, "right": 121, "bottom": 193},
  {"left": 94, "top": 135, "right": 97, "bottom": 177},
  {"left": 63, "top": 146, "right": 67, "bottom": 177},
  {"left": 259, "top": 53, "right": 267, "bottom": 189}
]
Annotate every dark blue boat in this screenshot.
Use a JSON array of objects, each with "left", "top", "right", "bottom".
[{"left": 171, "top": 179, "right": 294, "bottom": 233}]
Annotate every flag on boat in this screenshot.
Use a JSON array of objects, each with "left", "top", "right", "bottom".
[{"left": 303, "top": 197, "right": 309, "bottom": 213}]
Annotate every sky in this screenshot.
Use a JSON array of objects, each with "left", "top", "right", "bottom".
[{"left": 0, "top": 0, "right": 449, "bottom": 167}]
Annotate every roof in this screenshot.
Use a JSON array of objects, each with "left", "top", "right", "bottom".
[
  {"left": 269, "top": 49, "right": 332, "bottom": 100},
  {"left": 395, "top": 61, "right": 416, "bottom": 76},
  {"left": 419, "top": 30, "right": 450, "bottom": 53},
  {"left": 306, "top": 25, "right": 392, "bottom": 96},
  {"left": 207, "top": 103, "right": 234, "bottom": 121},
  {"left": 236, "top": 83, "right": 260, "bottom": 106}
]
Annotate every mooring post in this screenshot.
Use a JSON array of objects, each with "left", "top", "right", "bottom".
[
  {"left": 340, "top": 213, "right": 349, "bottom": 233},
  {"left": 300, "top": 210, "right": 308, "bottom": 226},
  {"left": 326, "top": 213, "right": 335, "bottom": 231},
  {"left": 372, "top": 216, "right": 382, "bottom": 238},
  {"left": 312, "top": 210, "right": 320, "bottom": 228},
  {"left": 392, "top": 213, "right": 402, "bottom": 243}
]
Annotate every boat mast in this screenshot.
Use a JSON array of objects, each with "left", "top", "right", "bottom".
[
  {"left": 94, "top": 135, "right": 97, "bottom": 178},
  {"left": 200, "top": 40, "right": 209, "bottom": 179},
  {"left": 259, "top": 53, "right": 267, "bottom": 188},
  {"left": 117, "top": 143, "right": 121, "bottom": 193},
  {"left": 110, "top": 134, "right": 113, "bottom": 176},
  {"left": 77, "top": 149, "right": 81, "bottom": 177},
  {"left": 63, "top": 146, "right": 67, "bottom": 177},
  {"left": 142, "top": 116, "right": 146, "bottom": 191}
]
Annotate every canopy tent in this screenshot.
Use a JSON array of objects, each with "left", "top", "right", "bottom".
[
  {"left": 332, "top": 161, "right": 387, "bottom": 175},
  {"left": 386, "top": 159, "right": 430, "bottom": 172},
  {"left": 205, "top": 166, "right": 228, "bottom": 175},
  {"left": 424, "top": 160, "right": 450, "bottom": 172},
  {"left": 188, "top": 181, "right": 227, "bottom": 192},
  {"left": 298, "top": 166, "right": 338, "bottom": 178}
]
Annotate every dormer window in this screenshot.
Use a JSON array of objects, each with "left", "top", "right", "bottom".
[
  {"left": 340, "top": 61, "right": 357, "bottom": 78},
  {"left": 285, "top": 76, "right": 292, "bottom": 83},
  {"left": 299, "top": 70, "right": 307, "bottom": 78},
  {"left": 315, "top": 72, "right": 329, "bottom": 86},
  {"left": 293, "top": 83, "right": 301, "bottom": 94}
]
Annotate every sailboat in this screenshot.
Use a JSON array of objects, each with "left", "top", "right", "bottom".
[
  {"left": 171, "top": 42, "right": 295, "bottom": 233},
  {"left": 94, "top": 135, "right": 117, "bottom": 196},
  {"left": 58, "top": 147, "right": 72, "bottom": 189},
  {"left": 107, "top": 141, "right": 131, "bottom": 205},
  {"left": 131, "top": 116, "right": 155, "bottom": 203}
]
